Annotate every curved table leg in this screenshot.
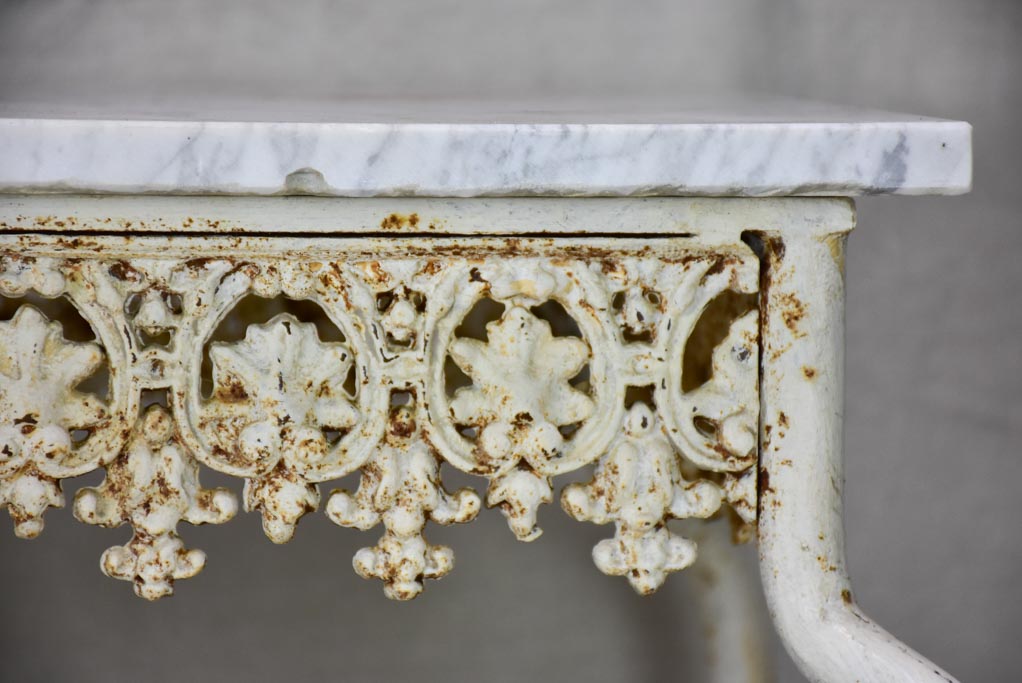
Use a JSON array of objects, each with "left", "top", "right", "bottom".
[{"left": 755, "top": 226, "right": 957, "bottom": 683}]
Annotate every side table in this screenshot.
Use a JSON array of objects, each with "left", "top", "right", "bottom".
[{"left": 0, "top": 98, "right": 971, "bottom": 682}]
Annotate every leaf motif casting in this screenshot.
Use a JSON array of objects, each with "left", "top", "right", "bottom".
[
  {"left": 327, "top": 395, "right": 479, "bottom": 599},
  {"left": 449, "top": 305, "right": 593, "bottom": 469},
  {"left": 682, "top": 310, "right": 760, "bottom": 471},
  {"left": 562, "top": 403, "right": 722, "bottom": 594},
  {"left": 2, "top": 238, "right": 760, "bottom": 600},
  {"left": 207, "top": 313, "right": 359, "bottom": 542},
  {"left": 449, "top": 304, "right": 593, "bottom": 539},
  {"left": 0, "top": 306, "right": 107, "bottom": 537},
  {"left": 0, "top": 253, "right": 64, "bottom": 297},
  {"left": 74, "top": 405, "right": 237, "bottom": 599}
]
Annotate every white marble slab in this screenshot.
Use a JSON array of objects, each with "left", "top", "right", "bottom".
[{"left": 0, "top": 96, "right": 971, "bottom": 197}]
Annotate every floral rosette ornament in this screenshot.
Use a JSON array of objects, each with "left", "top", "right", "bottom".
[
  {"left": 203, "top": 313, "right": 363, "bottom": 542},
  {"left": 0, "top": 306, "right": 109, "bottom": 537},
  {"left": 449, "top": 304, "right": 594, "bottom": 539},
  {"left": 429, "top": 261, "right": 618, "bottom": 541}
]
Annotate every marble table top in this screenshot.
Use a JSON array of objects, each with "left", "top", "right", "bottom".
[{"left": 0, "top": 96, "right": 971, "bottom": 197}]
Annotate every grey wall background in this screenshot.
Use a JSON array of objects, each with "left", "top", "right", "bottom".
[{"left": 0, "top": 1, "right": 1019, "bottom": 681}]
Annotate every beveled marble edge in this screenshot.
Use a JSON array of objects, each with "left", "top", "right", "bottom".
[{"left": 0, "top": 103, "right": 971, "bottom": 197}]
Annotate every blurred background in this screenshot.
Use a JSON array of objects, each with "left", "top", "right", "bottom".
[{"left": 0, "top": 1, "right": 1019, "bottom": 681}]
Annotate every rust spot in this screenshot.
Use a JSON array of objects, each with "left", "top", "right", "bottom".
[
  {"left": 364, "top": 261, "right": 389, "bottom": 285},
  {"left": 802, "top": 366, "right": 817, "bottom": 379},
  {"left": 108, "top": 260, "right": 141, "bottom": 282},
  {"left": 216, "top": 377, "right": 249, "bottom": 402},
  {"left": 704, "top": 256, "right": 728, "bottom": 278},
  {"left": 185, "top": 257, "right": 219, "bottom": 271},
  {"left": 701, "top": 254, "right": 742, "bottom": 287},
  {"left": 599, "top": 259, "right": 623, "bottom": 275},
  {"left": 777, "top": 412, "right": 789, "bottom": 429},
  {"left": 757, "top": 463, "right": 778, "bottom": 517},
  {"left": 389, "top": 409, "right": 416, "bottom": 438},
  {"left": 824, "top": 234, "right": 846, "bottom": 277},
  {"left": 380, "top": 213, "right": 420, "bottom": 230},
  {"left": 513, "top": 411, "right": 533, "bottom": 426},
  {"left": 211, "top": 443, "right": 250, "bottom": 469},
  {"left": 767, "top": 235, "right": 786, "bottom": 261},
  {"left": 154, "top": 473, "right": 173, "bottom": 499},
  {"left": 577, "top": 299, "right": 597, "bottom": 319},
  {"left": 776, "top": 292, "right": 806, "bottom": 337},
  {"left": 841, "top": 589, "right": 853, "bottom": 605}
]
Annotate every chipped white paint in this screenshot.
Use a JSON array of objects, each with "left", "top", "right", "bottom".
[{"left": 0, "top": 196, "right": 960, "bottom": 682}]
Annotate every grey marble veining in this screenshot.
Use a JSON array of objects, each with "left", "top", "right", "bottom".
[{"left": 0, "top": 97, "right": 971, "bottom": 197}]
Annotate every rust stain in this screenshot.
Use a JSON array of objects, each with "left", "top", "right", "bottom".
[
  {"left": 775, "top": 291, "right": 807, "bottom": 338},
  {"left": 816, "top": 555, "right": 838, "bottom": 572},
  {"left": 363, "top": 261, "right": 390, "bottom": 285},
  {"left": 600, "top": 259, "right": 623, "bottom": 275},
  {"left": 824, "top": 233, "right": 846, "bottom": 278},
  {"left": 215, "top": 376, "right": 249, "bottom": 402},
  {"left": 108, "top": 260, "right": 142, "bottom": 282},
  {"left": 388, "top": 393, "right": 417, "bottom": 438},
  {"left": 380, "top": 213, "right": 421, "bottom": 230}
]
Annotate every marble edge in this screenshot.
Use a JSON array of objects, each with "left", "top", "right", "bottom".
[{"left": 0, "top": 117, "right": 972, "bottom": 197}]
